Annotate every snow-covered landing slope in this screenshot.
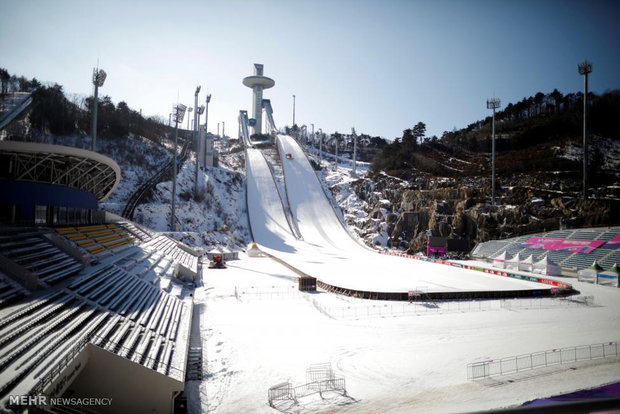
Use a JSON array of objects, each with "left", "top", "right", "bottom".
[
  {"left": 247, "top": 136, "right": 554, "bottom": 294},
  {"left": 245, "top": 148, "right": 297, "bottom": 252}
]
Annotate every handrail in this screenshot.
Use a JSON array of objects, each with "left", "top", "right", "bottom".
[{"left": 29, "top": 332, "right": 94, "bottom": 397}]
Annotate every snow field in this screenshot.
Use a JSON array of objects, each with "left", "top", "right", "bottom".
[{"left": 193, "top": 254, "right": 620, "bottom": 413}]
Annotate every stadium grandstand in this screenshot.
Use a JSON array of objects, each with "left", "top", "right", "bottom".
[
  {"left": 0, "top": 140, "right": 199, "bottom": 413},
  {"left": 472, "top": 226, "right": 620, "bottom": 279}
]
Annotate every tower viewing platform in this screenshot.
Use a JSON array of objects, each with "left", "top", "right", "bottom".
[{"left": 242, "top": 64, "right": 274, "bottom": 135}]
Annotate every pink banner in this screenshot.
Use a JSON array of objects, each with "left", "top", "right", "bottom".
[
  {"left": 604, "top": 233, "right": 620, "bottom": 249},
  {"left": 427, "top": 246, "right": 446, "bottom": 257},
  {"left": 521, "top": 237, "right": 605, "bottom": 254}
]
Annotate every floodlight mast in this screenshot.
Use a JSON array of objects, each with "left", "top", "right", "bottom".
[
  {"left": 352, "top": 127, "right": 357, "bottom": 177},
  {"left": 334, "top": 133, "right": 338, "bottom": 171},
  {"left": 90, "top": 68, "right": 107, "bottom": 152},
  {"left": 203, "top": 94, "right": 211, "bottom": 168},
  {"left": 578, "top": 60, "right": 592, "bottom": 199},
  {"left": 187, "top": 107, "right": 193, "bottom": 131},
  {"left": 193, "top": 86, "right": 201, "bottom": 196},
  {"left": 170, "top": 103, "right": 187, "bottom": 231},
  {"left": 318, "top": 128, "right": 323, "bottom": 163},
  {"left": 486, "top": 97, "right": 501, "bottom": 206},
  {"left": 292, "top": 94, "right": 296, "bottom": 127}
]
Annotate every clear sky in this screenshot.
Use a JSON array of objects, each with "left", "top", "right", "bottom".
[{"left": 1, "top": 0, "right": 619, "bottom": 140}]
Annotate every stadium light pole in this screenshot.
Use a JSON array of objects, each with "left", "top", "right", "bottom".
[
  {"left": 578, "top": 60, "right": 592, "bottom": 199},
  {"left": 352, "top": 127, "right": 357, "bottom": 177},
  {"left": 193, "top": 86, "right": 201, "bottom": 196},
  {"left": 90, "top": 67, "right": 107, "bottom": 152},
  {"left": 334, "top": 133, "right": 339, "bottom": 171},
  {"left": 170, "top": 103, "right": 187, "bottom": 231},
  {"left": 318, "top": 128, "right": 323, "bottom": 163},
  {"left": 292, "top": 94, "right": 296, "bottom": 127},
  {"left": 186, "top": 107, "right": 193, "bottom": 131},
  {"left": 203, "top": 94, "right": 211, "bottom": 168},
  {"left": 486, "top": 97, "right": 501, "bottom": 206}
]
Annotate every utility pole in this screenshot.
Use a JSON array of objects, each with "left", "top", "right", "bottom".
[
  {"left": 318, "top": 128, "right": 323, "bottom": 163},
  {"left": 170, "top": 103, "right": 187, "bottom": 231},
  {"left": 578, "top": 60, "right": 593, "bottom": 199},
  {"left": 222, "top": 121, "right": 225, "bottom": 139},
  {"left": 486, "top": 97, "right": 501, "bottom": 206}
]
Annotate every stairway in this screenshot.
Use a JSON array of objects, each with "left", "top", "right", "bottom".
[{"left": 185, "top": 346, "right": 202, "bottom": 381}]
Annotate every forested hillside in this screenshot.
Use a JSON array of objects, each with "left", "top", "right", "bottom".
[{"left": 372, "top": 89, "right": 620, "bottom": 190}]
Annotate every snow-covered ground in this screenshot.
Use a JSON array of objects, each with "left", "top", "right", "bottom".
[
  {"left": 189, "top": 254, "right": 620, "bottom": 413},
  {"left": 134, "top": 141, "right": 250, "bottom": 254},
  {"left": 248, "top": 135, "right": 557, "bottom": 294},
  {"left": 182, "top": 134, "right": 620, "bottom": 414},
  {"left": 51, "top": 132, "right": 618, "bottom": 412}
]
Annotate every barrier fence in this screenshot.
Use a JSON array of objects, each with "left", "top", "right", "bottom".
[
  {"left": 467, "top": 340, "right": 620, "bottom": 380},
  {"left": 380, "top": 251, "right": 573, "bottom": 291},
  {"left": 268, "top": 363, "right": 347, "bottom": 407},
  {"left": 312, "top": 295, "right": 594, "bottom": 320},
  {"left": 234, "top": 285, "right": 299, "bottom": 300}
]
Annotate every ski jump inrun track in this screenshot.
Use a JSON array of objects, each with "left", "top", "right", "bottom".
[{"left": 245, "top": 134, "right": 572, "bottom": 301}]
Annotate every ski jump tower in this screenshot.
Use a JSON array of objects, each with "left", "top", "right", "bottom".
[{"left": 242, "top": 64, "right": 275, "bottom": 136}]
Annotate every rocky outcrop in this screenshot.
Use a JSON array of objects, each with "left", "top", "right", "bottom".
[{"left": 341, "top": 173, "right": 620, "bottom": 255}]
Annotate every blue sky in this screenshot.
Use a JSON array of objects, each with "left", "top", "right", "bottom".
[{"left": 1, "top": 0, "right": 619, "bottom": 140}]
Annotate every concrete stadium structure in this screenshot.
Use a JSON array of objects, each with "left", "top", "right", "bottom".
[{"left": 0, "top": 141, "right": 197, "bottom": 413}]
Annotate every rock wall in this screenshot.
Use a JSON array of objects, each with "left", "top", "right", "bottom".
[{"left": 344, "top": 174, "right": 620, "bottom": 255}]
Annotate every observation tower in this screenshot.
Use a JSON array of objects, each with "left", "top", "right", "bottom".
[{"left": 242, "top": 64, "right": 275, "bottom": 135}]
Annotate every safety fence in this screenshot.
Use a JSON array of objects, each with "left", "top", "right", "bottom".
[
  {"left": 234, "top": 285, "right": 299, "bottom": 301},
  {"left": 311, "top": 295, "right": 594, "bottom": 320},
  {"left": 380, "top": 251, "right": 573, "bottom": 291},
  {"left": 268, "top": 363, "right": 347, "bottom": 407},
  {"left": 467, "top": 340, "right": 620, "bottom": 380}
]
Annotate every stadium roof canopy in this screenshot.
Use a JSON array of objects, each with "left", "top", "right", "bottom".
[{"left": 0, "top": 141, "right": 120, "bottom": 202}]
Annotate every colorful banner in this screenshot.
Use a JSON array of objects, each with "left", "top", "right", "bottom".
[
  {"left": 521, "top": 237, "right": 605, "bottom": 254},
  {"left": 427, "top": 246, "right": 446, "bottom": 257},
  {"left": 604, "top": 233, "right": 620, "bottom": 249}
]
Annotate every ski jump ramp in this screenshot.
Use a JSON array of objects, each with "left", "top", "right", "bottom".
[{"left": 246, "top": 135, "right": 567, "bottom": 299}]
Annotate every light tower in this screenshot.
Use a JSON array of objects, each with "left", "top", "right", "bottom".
[
  {"left": 351, "top": 127, "right": 357, "bottom": 177},
  {"left": 193, "top": 85, "right": 201, "bottom": 196},
  {"left": 486, "top": 97, "right": 501, "bottom": 206},
  {"left": 170, "top": 103, "right": 187, "bottom": 231},
  {"left": 578, "top": 60, "right": 592, "bottom": 199},
  {"left": 91, "top": 67, "right": 107, "bottom": 152},
  {"left": 242, "top": 64, "right": 275, "bottom": 136},
  {"left": 203, "top": 94, "right": 211, "bottom": 168}
]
